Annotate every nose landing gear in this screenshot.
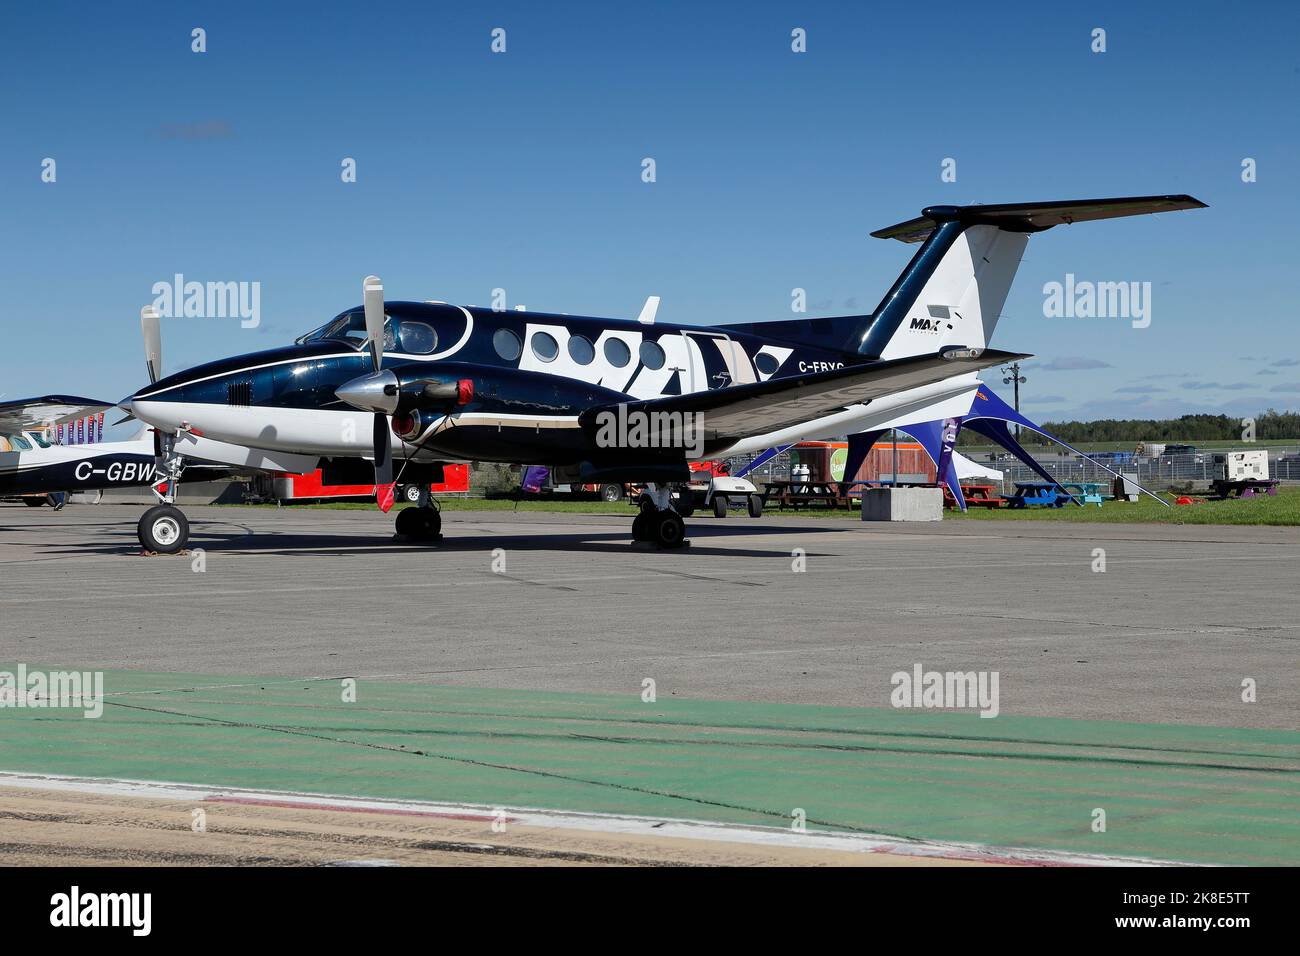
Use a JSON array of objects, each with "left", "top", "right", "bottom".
[{"left": 135, "top": 429, "right": 191, "bottom": 554}]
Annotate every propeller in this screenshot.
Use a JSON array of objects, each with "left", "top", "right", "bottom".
[
  {"left": 141, "top": 305, "right": 163, "bottom": 384},
  {"left": 116, "top": 305, "right": 165, "bottom": 424},
  {"left": 362, "top": 275, "right": 396, "bottom": 511}
]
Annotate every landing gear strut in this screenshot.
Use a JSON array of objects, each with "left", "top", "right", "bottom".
[
  {"left": 632, "top": 483, "right": 688, "bottom": 549},
  {"left": 136, "top": 430, "right": 190, "bottom": 553}
]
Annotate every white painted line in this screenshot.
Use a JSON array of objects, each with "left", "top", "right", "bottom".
[{"left": 0, "top": 770, "right": 1182, "bottom": 866}]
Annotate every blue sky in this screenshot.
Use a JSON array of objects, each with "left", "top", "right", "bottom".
[{"left": 2, "top": 0, "right": 1297, "bottom": 430}]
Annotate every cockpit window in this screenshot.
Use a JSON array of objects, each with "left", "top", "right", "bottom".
[
  {"left": 28, "top": 432, "right": 51, "bottom": 448},
  {"left": 298, "top": 305, "right": 467, "bottom": 358},
  {"left": 6, "top": 434, "right": 32, "bottom": 450},
  {"left": 296, "top": 310, "right": 391, "bottom": 350},
  {"left": 397, "top": 320, "right": 437, "bottom": 354}
]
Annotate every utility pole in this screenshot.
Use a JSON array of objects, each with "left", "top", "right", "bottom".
[{"left": 1002, "top": 362, "right": 1027, "bottom": 440}]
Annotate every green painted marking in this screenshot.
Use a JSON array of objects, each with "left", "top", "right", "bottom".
[{"left": 1, "top": 666, "right": 1296, "bottom": 865}]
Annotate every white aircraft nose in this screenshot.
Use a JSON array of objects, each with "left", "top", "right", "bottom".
[
  {"left": 126, "top": 399, "right": 182, "bottom": 431},
  {"left": 336, "top": 370, "right": 400, "bottom": 415}
]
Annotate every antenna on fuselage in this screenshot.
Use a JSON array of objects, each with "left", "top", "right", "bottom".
[{"left": 637, "top": 295, "right": 660, "bottom": 325}]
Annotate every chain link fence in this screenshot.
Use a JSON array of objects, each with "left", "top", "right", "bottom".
[
  {"left": 988, "top": 451, "right": 1298, "bottom": 492},
  {"left": 725, "top": 448, "right": 1300, "bottom": 493}
]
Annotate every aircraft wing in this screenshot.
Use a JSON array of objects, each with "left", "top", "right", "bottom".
[
  {"left": 0, "top": 395, "right": 119, "bottom": 433},
  {"left": 581, "top": 348, "right": 1028, "bottom": 444}
]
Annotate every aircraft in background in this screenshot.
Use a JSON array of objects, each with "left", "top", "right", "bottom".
[
  {"left": 0, "top": 396, "right": 152, "bottom": 507},
  {"left": 0, "top": 397, "right": 268, "bottom": 513},
  {"left": 122, "top": 195, "right": 1205, "bottom": 552}
]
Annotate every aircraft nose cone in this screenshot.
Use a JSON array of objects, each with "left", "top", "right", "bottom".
[{"left": 336, "top": 369, "right": 399, "bottom": 415}]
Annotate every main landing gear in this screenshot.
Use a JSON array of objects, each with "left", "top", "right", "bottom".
[
  {"left": 631, "top": 483, "right": 688, "bottom": 549},
  {"left": 395, "top": 486, "right": 442, "bottom": 541}
]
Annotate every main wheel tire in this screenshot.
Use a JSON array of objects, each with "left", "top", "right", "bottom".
[
  {"left": 712, "top": 496, "right": 728, "bottom": 519},
  {"left": 631, "top": 511, "right": 650, "bottom": 541},
  {"left": 138, "top": 504, "right": 189, "bottom": 554},
  {"left": 402, "top": 484, "right": 422, "bottom": 504},
  {"left": 747, "top": 494, "right": 764, "bottom": 518},
  {"left": 396, "top": 506, "right": 441, "bottom": 540},
  {"left": 413, "top": 507, "right": 442, "bottom": 539},
  {"left": 23, "top": 498, "right": 45, "bottom": 507},
  {"left": 672, "top": 490, "right": 696, "bottom": 518},
  {"left": 653, "top": 510, "right": 686, "bottom": 548},
  {"left": 600, "top": 483, "right": 624, "bottom": 503}
]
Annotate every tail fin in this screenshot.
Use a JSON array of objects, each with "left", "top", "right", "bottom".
[{"left": 850, "top": 195, "right": 1206, "bottom": 359}]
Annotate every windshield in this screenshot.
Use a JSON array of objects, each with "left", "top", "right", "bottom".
[{"left": 297, "top": 310, "right": 393, "bottom": 350}]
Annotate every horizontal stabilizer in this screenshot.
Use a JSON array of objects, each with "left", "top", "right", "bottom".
[{"left": 871, "top": 195, "right": 1207, "bottom": 243}]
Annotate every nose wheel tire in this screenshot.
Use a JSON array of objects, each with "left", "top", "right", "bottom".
[{"left": 138, "top": 504, "right": 189, "bottom": 554}]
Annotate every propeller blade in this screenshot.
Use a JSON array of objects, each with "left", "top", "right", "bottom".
[
  {"left": 363, "top": 275, "right": 385, "bottom": 373},
  {"left": 373, "top": 412, "right": 395, "bottom": 511},
  {"left": 141, "top": 305, "right": 162, "bottom": 384}
]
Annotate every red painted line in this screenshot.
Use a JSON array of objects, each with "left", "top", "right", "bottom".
[{"left": 204, "top": 795, "right": 514, "bottom": 824}]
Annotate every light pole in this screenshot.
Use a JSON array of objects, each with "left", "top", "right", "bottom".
[{"left": 1002, "top": 362, "right": 1027, "bottom": 440}]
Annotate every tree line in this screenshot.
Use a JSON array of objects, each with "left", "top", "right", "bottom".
[{"left": 959, "top": 409, "right": 1300, "bottom": 446}]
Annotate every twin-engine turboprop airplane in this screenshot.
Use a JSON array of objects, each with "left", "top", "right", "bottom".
[{"left": 124, "top": 195, "right": 1205, "bottom": 552}]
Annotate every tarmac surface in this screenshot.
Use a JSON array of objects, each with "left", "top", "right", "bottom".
[{"left": 1, "top": 503, "right": 1296, "bottom": 730}]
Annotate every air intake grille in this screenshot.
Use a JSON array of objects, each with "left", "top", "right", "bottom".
[{"left": 227, "top": 381, "right": 252, "bottom": 406}]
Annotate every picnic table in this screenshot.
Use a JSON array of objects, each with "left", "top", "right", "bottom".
[
  {"left": 1060, "top": 481, "right": 1106, "bottom": 507},
  {"left": 764, "top": 480, "right": 853, "bottom": 510},
  {"left": 1005, "top": 482, "right": 1066, "bottom": 509},
  {"left": 942, "top": 483, "right": 1005, "bottom": 509}
]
